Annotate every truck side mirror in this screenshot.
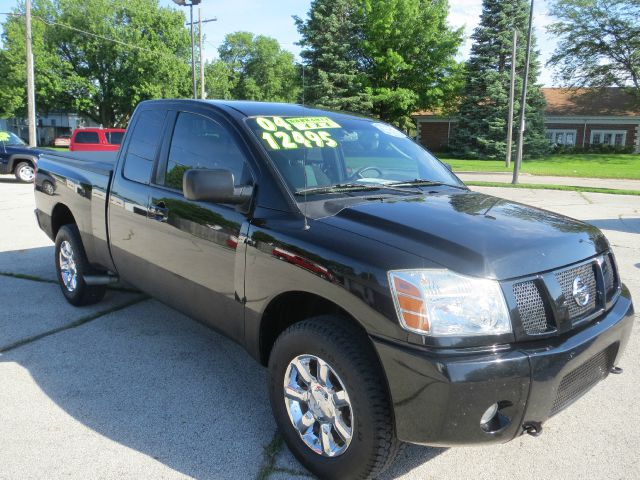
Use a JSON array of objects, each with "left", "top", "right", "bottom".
[{"left": 183, "top": 168, "right": 252, "bottom": 205}]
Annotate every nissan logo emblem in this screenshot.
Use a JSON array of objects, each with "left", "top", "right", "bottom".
[{"left": 572, "top": 276, "right": 590, "bottom": 307}]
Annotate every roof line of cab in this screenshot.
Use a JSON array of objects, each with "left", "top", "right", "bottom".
[{"left": 135, "top": 98, "right": 371, "bottom": 123}]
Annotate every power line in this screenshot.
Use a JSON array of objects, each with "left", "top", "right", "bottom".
[
  {"left": 1, "top": 11, "right": 184, "bottom": 61},
  {"left": 2, "top": 11, "right": 301, "bottom": 55},
  {"left": 40, "top": 17, "right": 155, "bottom": 54}
]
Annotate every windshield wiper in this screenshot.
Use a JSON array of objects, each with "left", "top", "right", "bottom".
[
  {"left": 294, "top": 183, "right": 382, "bottom": 196},
  {"left": 385, "top": 179, "right": 443, "bottom": 187},
  {"left": 385, "top": 179, "right": 467, "bottom": 190},
  {"left": 294, "top": 178, "right": 465, "bottom": 197}
]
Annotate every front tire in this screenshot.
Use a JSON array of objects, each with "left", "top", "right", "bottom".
[
  {"left": 14, "top": 161, "right": 35, "bottom": 183},
  {"left": 268, "top": 316, "right": 401, "bottom": 480},
  {"left": 55, "top": 224, "right": 106, "bottom": 306}
]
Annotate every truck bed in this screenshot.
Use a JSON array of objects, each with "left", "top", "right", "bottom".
[
  {"left": 41, "top": 150, "right": 117, "bottom": 177},
  {"left": 34, "top": 150, "right": 119, "bottom": 272}
]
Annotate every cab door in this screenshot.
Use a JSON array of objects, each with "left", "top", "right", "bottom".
[
  {"left": 142, "top": 108, "right": 255, "bottom": 342},
  {"left": 109, "top": 108, "right": 169, "bottom": 289}
]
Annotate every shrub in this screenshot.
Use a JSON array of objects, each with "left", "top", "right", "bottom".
[{"left": 552, "top": 143, "right": 635, "bottom": 154}]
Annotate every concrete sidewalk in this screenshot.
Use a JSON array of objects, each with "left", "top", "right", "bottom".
[{"left": 457, "top": 171, "right": 640, "bottom": 191}]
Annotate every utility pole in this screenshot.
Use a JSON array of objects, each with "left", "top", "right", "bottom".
[
  {"left": 186, "top": 14, "right": 216, "bottom": 99},
  {"left": 512, "top": 0, "right": 534, "bottom": 185},
  {"left": 172, "top": 0, "right": 201, "bottom": 99},
  {"left": 199, "top": 8, "right": 204, "bottom": 99},
  {"left": 505, "top": 28, "right": 517, "bottom": 167},
  {"left": 25, "top": 0, "right": 37, "bottom": 147},
  {"left": 189, "top": 3, "right": 196, "bottom": 99}
]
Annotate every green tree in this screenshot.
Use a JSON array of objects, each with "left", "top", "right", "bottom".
[
  {"left": 361, "top": 0, "right": 464, "bottom": 129},
  {"left": 450, "top": 0, "right": 549, "bottom": 159},
  {"left": 0, "top": 0, "right": 191, "bottom": 125},
  {"left": 294, "top": 0, "right": 372, "bottom": 114},
  {"left": 203, "top": 60, "right": 235, "bottom": 100},
  {"left": 295, "top": 0, "right": 464, "bottom": 128},
  {"left": 0, "top": 1, "right": 66, "bottom": 119},
  {"left": 547, "top": 0, "right": 640, "bottom": 93},
  {"left": 217, "top": 32, "right": 300, "bottom": 103}
]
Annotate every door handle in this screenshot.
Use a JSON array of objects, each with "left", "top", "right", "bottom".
[{"left": 149, "top": 202, "right": 169, "bottom": 222}]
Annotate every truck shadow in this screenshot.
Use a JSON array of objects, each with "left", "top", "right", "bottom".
[
  {"left": 379, "top": 445, "right": 446, "bottom": 479},
  {"left": 0, "top": 248, "right": 446, "bottom": 479}
]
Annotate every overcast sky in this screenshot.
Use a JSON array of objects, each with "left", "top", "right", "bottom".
[{"left": 2, "top": 0, "right": 559, "bottom": 86}]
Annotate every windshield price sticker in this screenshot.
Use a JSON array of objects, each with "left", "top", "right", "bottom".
[
  {"left": 285, "top": 117, "right": 341, "bottom": 130},
  {"left": 0, "top": 132, "right": 9, "bottom": 142},
  {"left": 255, "top": 116, "right": 340, "bottom": 150}
]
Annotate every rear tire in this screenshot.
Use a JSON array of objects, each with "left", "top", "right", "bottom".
[
  {"left": 14, "top": 161, "right": 35, "bottom": 183},
  {"left": 55, "top": 224, "right": 106, "bottom": 306},
  {"left": 268, "top": 315, "right": 401, "bottom": 480}
]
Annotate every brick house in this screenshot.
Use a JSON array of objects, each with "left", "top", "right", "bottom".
[{"left": 413, "top": 88, "right": 640, "bottom": 153}]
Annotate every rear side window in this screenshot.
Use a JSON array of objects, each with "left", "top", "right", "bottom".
[
  {"left": 74, "top": 131, "right": 100, "bottom": 144},
  {"left": 163, "top": 112, "right": 250, "bottom": 191},
  {"left": 122, "top": 110, "right": 166, "bottom": 185},
  {"left": 106, "top": 131, "right": 124, "bottom": 145}
]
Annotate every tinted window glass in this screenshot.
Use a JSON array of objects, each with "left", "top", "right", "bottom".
[
  {"left": 106, "top": 131, "right": 124, "bottom": 144},
  {"left": 164, "top": 112, "right": 250, "bottom": 191},
  {"left": 123, "top": 109, "right": 166, "bottom": 185},
  {"left": 74, "top": 131, "right": 100, "bottom": 144}
]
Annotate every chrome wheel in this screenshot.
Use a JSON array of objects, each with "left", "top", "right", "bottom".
[
  {"left": 283, "top": 354, "right": 353, "bottom": 457},
  {"left": 43, "top": 181, "right": 54, "bottom": 195},
  {"left": 17, "top": 164, "right": 35, "bottom": 182},
  {"left": 59, "top": 240, "right": 78, "bottom": 292}
]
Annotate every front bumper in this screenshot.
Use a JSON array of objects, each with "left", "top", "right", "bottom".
[
  {"left": 0, "top": 162, "right": 10, "bottom": 175},
  {"left": 373, "top": 286, "right": 634, "bottom": 446}
]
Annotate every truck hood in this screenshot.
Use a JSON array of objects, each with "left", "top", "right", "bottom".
[
  {"left": 5, "top": 145, "right": 42, "bottom": 155},
  {"left": 319, "top": 190, "right": 608, "bottom": 280}
]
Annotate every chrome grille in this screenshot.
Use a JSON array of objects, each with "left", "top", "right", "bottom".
[
  {"left": 513, "top": 281, "right": 552, "bottom": 334},
  {"left": 555, "top": 262, "right": 597, "bottom": 319},
  {"left": 550, "top": 345, "right": 616, "bottom": 416}
]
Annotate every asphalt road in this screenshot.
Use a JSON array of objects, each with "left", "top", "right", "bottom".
[{"left": 0, "top": 175, "right": 638, "bottom": 480}]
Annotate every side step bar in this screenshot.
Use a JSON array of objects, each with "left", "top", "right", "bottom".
[{"left": 83, "top": 274, "right": 119, "bottom": 286}]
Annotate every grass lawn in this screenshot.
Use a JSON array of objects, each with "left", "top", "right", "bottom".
[
  {"left": 441, "top": 154, "right": 640, "bottom": 179},
  {"left": 466, "top": 181, "right": 640, "bottom": 196},
  {"left": 42, "top": 147, "right": 69, "bottom": 151}
]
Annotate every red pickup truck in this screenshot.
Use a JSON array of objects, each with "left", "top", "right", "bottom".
[{"left": 69, "top": 128, "right": 125, "bottom": 151}]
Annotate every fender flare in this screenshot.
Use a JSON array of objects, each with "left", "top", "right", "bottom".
[{"left": 8, "top": 154, "right": 38, "bottom": 172}]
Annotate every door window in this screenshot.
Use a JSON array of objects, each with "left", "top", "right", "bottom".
[
  {"left": 122, "top": 109, "right": 166, "bottom": 185},
  {"left": 163, "top": 112, "right": 251, "bottom": 191}
]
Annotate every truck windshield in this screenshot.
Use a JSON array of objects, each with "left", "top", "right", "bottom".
[
  {"left": 245, "top": 115, "right": 463, "bottom": 196},
  {"left": 0, "top": 131, "right": 27, "bottom": 146}
]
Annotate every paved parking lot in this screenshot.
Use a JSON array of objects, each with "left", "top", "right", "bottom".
[{"left": 0, "top": 175, "right": 638, "bottom": 480}]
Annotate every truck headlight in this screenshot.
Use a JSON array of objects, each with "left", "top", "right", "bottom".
[{"left": 388, "top": 269, "right": 511, "bottom": 337}]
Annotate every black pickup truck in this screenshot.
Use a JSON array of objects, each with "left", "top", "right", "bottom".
[{"left": 34, "top": 99, "right": 634, "bottom": 480}]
